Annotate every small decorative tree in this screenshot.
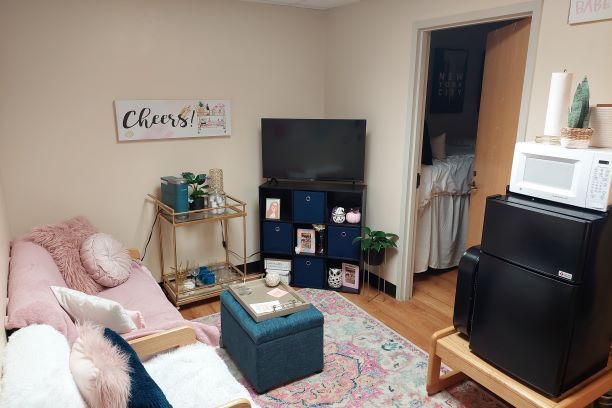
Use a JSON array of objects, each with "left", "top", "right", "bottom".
[
  {"left": 568, "top": 76, "right": 590, "bottom": 129},
  {"left": 561, "top": 76, "right": 592, "bottom": 148},
  {"left": 181, "top": 172, "right": 208, "bottom": 210},
  {"left": 352, "top": 227, "right": 399, "bottom": 266}
]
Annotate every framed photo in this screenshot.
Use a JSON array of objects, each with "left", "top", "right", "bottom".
[
  {"left": 297, "top": 229, "right": 316, "bottom": 254},
  {"left": 265, "top": 198, "right": 281, "bottom": 220},
  {"left": 429, "top": 48, "right": 468, "bottom": 114},
  {"left": 342, "top": 263, "right": 360, "bottom": 289}
]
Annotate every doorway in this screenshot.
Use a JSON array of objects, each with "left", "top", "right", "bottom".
[
  {"left": 397, "top": 1, "right": 542, "bottom": 301},
  {"left": 414, "top": 20, "right": 521, "bottom": 276}
]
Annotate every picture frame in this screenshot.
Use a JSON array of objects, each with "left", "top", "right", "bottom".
[
  {"left": 296, "top": 228, "right": 316, "bottom": 254},
  {"left": 265, "top": 198, "right": 281, "bottom": 220},
  {"left": 342, "top": 263, "right": 359, "bottom": 289},
  {"left": 429, "top": 48, "right": 468, "bottom": 114},
  {"left": 114, "top": 99, "right": 231, "bottom": 141},
  {"left": 568, "top": 0, "right": 612, "bottom": 24}
]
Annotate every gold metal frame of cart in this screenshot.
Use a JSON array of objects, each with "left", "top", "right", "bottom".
[{"left": 147, "top": 194, "right": 252, "bottom": 307}]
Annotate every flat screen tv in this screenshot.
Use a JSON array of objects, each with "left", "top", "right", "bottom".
[{"left": 262, "top": 118, "right": 366, "bottom": 182}]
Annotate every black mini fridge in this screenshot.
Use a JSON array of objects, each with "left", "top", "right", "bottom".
[{"left": 469, "top": 193, "right": 612, "bottom": 397}]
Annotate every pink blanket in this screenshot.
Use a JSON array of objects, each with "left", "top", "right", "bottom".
[
  {"left": 7, "top": 240, "right": 219, "bottom": 347},
  {"left": 98, "top": 262, "right": 220, "bottom": 347}
]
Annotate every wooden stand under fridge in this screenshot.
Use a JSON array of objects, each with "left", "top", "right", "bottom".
[
  {"left": 427, "top": 327, "right": 612, "bottom": 408},
  {"left": 148, "top": 194, "right": 258, "bottom": 307}
]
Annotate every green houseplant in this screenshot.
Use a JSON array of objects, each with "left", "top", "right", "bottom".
[
  {"left": 352, "top": 227, "right": 399, "bottom": 266},
  {"left": 181, "top": 172, "right": 208, "bottom": 211},
  {"left": 561, "top": 76, "right": 592, "bottom": 149}
]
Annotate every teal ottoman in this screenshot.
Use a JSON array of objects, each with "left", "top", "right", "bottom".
[{"left": 220, "top": 290, "right": 324, "bottom": 393}]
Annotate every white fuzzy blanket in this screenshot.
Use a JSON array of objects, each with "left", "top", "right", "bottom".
[
  {"left": 1, "top": 324, "right": 254, "bottom": 408},
  {"left": 144, "top": 343, "right": 257, "bottom": 408},
  {"left": 0, "top": 325, "right": 86, "bottom": 408}
]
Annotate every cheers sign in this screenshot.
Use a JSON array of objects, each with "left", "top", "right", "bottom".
[{"left": 114, "top": 99, "right": 231, "bottom": 141}]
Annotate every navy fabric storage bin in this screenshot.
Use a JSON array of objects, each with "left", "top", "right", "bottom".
[
  {"left": 262, "top": 222, "right": 292, "bottom": 254},
  {"left": 293, "top": 191, "right": 325, "bottom": 223},
  {"left": 292, "top": 257, "right": 325, "bottom": 288},
  {"left": 220, "top": 291, "right": 324, "bottom": 393},
  {"left": 327, "top": 226, "right": 361, "bottom": 260}
]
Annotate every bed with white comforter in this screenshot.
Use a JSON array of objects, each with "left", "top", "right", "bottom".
[{"left": 415, "top": 154, "right": 474, "bottom": 273}]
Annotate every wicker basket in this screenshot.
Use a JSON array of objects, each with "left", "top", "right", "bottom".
[{"left": 560, "top": 127, "right": 593, "bottom": 149}]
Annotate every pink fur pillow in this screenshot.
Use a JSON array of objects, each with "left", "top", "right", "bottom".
[
  {"left": 25, "top": 216, "right": 103, "bottom": 294},
  {"left": 80, "top": 233, "right": 131, "bottom": 287},
  {"left": 70, "top": 323, "right": 131, "bottom": 408}
]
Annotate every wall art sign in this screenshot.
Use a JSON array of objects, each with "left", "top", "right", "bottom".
[
  {"left": 568, "top": 0, "right": 612, "bottom": 24},
  {"left": 429, "top": 48, "right": 468, "bottom": 114},
  {"left": 115, "top": 99, "right": 231, "bottom": 141}
]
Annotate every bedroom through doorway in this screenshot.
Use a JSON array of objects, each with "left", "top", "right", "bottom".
[{"left": 414, "top": 18, "right": 532, "bottom": 280}]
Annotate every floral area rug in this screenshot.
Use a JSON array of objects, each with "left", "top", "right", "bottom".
[{"left": 195, "top": 288, "right": 507, "bottom": 408}]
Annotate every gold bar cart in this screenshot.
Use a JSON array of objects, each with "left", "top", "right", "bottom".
[{"left": 147, "top": 193, "right": 258, "bottom": 307}]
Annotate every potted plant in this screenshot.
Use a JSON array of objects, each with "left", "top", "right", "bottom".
[
  {"left": 561, "top": 76, "right": 592, "bottom": 149},
  {"left": 181, "top": 172, "right": 208, "bottom": 211},
  {"left": 352, "top": 227, "right": 399, "bottom": 266}
]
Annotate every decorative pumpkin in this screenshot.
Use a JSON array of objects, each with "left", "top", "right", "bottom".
[
  {"left": 328, "top": 268, "right": 342, "bottom": 288},
  {"left": 331, "top": 207, "right": 346, "bottom": 224},
  {"left": 346, "top": 208, "right": 361, "bottom": 224}
]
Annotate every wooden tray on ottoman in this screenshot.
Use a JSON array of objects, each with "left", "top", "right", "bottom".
[{"left": 228, "top": 279, "right": 310, "bottom": 322}]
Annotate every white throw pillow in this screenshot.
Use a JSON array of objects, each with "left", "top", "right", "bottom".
[
  {"left": 0, "top": 325, "right": 86, "bottom": 408},
  {"left": 51, "top": 286, "right": 144, "bottom": 333},
  {"left": 430, "top": 132, "right": 447, "bottom": 160},
  {"left": 80, "top": 233, "right": 131, "bottom": 287}
]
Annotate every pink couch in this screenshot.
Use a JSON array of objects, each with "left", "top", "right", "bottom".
[{"left": 6, "top": 240, "right": 219, "bottom": 346}]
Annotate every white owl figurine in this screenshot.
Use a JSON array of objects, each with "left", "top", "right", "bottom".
[
  {"left": 331, "top": 207, "right": 346, "bottom": 224},
  {"left": 328, "top": 268, "right": 342, "bottom": 288}
]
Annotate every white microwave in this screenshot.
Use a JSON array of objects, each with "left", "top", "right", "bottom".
[{"left": 509, "top": 142, "right": 612, "bottom": 211}]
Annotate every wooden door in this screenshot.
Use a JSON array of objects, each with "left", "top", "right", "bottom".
[{"left": 465, "top": 18, "right": 531, "bottom": 248}]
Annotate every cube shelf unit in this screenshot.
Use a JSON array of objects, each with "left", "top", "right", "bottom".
[{"left": 259, "top": 180, "right": 366, "bottom": 293}]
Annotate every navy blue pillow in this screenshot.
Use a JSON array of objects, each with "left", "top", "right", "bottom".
[{"left": 103, "top": 328, "right": 173, "bottom": 408}]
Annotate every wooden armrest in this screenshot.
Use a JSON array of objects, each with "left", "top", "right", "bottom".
[
  {"left": 128, "top": 326, "right": 196, "bottom": 358},
  {"left": 128, "top": 248, "right": 141, "bottom": 260},
  {"left": 217, "top": 398, "right": 251, "bottom": 408}
]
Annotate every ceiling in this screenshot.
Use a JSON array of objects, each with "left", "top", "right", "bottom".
[{"left": 241, "top": 0, "right": 361, "bottom": 10}]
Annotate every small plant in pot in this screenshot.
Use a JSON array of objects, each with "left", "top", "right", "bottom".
[
  {"left": 561, "top": 76, "right": 592, "bottom": 149},
  {"left": 181, "top": 172, "right": 208, "bottom": 211},
  {"left": 352, "top": 227, "right": 399, "bottom": 266}
]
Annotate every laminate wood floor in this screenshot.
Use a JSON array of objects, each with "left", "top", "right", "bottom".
[{"left": 180, "top": 269, "right": 458, "bottom": 352}]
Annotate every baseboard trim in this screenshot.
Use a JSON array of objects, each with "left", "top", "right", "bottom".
[
  {"left": 235, "top": 260, "right": 261, "bottom": 274},
  {"left": 363, "top": 272, "right": 397, "bottom": 297}
]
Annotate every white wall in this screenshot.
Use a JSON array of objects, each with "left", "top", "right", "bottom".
[
  {"left": 1, "top": 0, "right": 610, "bottom": 288},
  {"left": 325, "top": 0, "right": 612, "bottom": 285},
  {"left": 0, "top": 0, "right": 326, "bottom": 278}
]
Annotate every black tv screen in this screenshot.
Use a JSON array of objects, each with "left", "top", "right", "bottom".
[{"left": 262, "top": 119, "right": 366, "bottom": 182}]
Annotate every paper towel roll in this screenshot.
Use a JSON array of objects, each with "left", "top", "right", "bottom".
[{"left": 544, "top": 72, "right": 573, "bottom": 137}]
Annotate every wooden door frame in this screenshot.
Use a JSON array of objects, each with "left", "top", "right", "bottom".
[{"left": 397, "top": 1, "right": 542, "bottom": 301}]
